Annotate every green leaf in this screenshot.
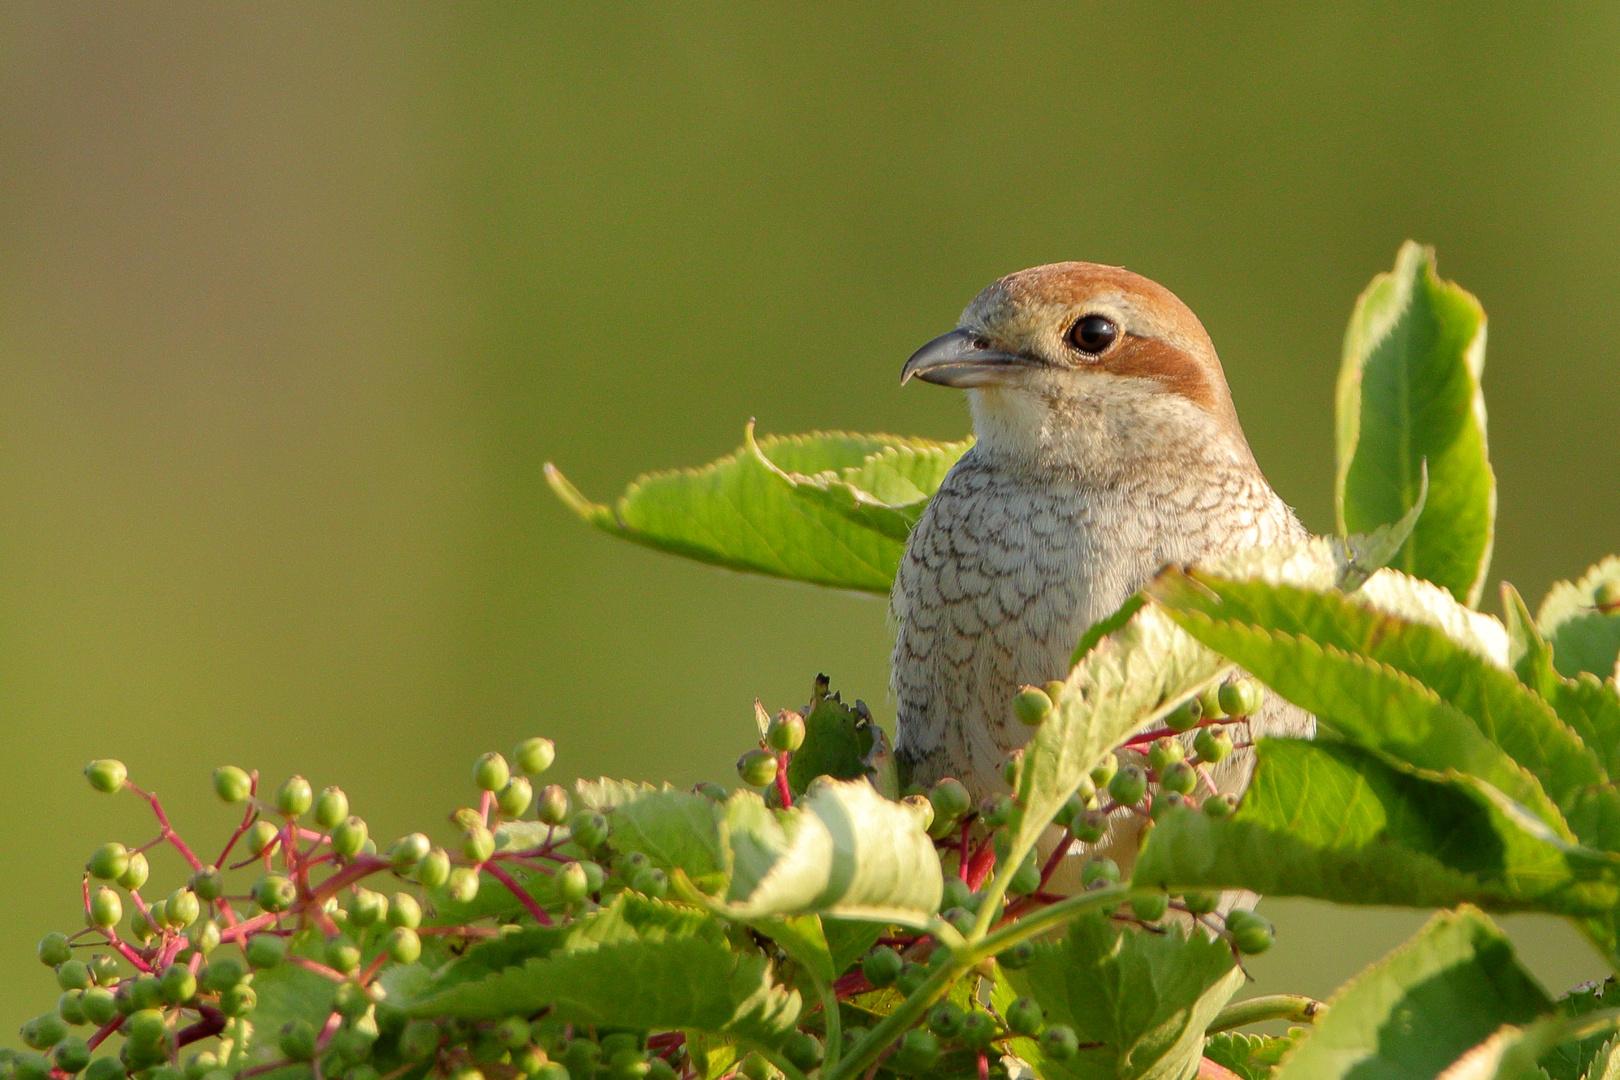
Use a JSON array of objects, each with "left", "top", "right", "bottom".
[
  {"left": 1337, "top": 463, "right": 1429, "bottom": 592},
  {"left": 572, "top": 776, "right": 661, "bottom": 812},
  {"left": 1274, "top": 908, "right": 1552, "bottom": 1080},
  {"left": 1538, "top": 558, "right": 1620, "bottom": 683},
  {"left": 752, "top": 915, "right": 836, "bottom": 984},
  {"left": 786, "top": 691, "right": 877, "bottom": 795},
  {"left": 1336, "top": 241, "right": 1495, "bottom": 606},
  {"left": 995, "top": 913, "right": 1245, "bottom": 1080},
  {"left": 1577, "top": 1035, "right": 1620, "bottom": 1080},
  {"left": 1541, "top": 979, "right": 1619, "bottom": 1080},
  {"left": 403, "top": 894, "right": 801, "bottom": 1045},
  {"left": 1134, "top": 740, "right": 1617, "bottom": 916},
  {"left": 1204, "top": 1031, "right": 1299, "bottom": 1080},
  {"left": 822, "top": 917, "right": 886, "bottom": 977},
  {"left": 1431, "top": 1016, "right": 1589, "bottom": 1080},
  {"left": 545, "top": 426, "right": 969, "bottom": 594},
  {"left": 1146, "top": 570, "right": 1592, "bottom": 837},
  {"left": 1506, "top": 583, "right": 1620, "bottom": 782},
  {"left": 608, "top": 788, "right": 729, "bottom": 894},
  {"left": 720, "top": 779, "right": 941, "bottom": 926}
]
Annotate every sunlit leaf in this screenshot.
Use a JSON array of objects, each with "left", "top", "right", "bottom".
[
  {"left": 1538, "top": 557, "right": 1620, "bottom": 683},
  {"left": 1336, "top": 241, "right": 1495, "bottom": 606}
]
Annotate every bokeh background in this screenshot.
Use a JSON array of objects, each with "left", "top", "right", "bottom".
[{"left": 2, "top": 2, "right": 1618, "bottom": 1033}]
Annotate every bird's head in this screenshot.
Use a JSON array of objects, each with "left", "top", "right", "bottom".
[{"left": 902, "top": 262, "right": 1253, "bottom": 472}]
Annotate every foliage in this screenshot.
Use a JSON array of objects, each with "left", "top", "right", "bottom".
[{"left": 8, "top": 243, "right": 1620, "bottom": 1080}]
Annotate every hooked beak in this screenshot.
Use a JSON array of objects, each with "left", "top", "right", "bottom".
[{"left": 900, "top": 329, "right": 1034, "bottom": 388}]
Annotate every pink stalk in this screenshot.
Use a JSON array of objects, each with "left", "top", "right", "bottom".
[{"left": 485, "top": 861, "right": 553, "bottom": 926}]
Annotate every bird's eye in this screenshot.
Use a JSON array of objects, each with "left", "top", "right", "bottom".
[{"left": 1068, "top": 315, "right": 1118, "bottom": 355}]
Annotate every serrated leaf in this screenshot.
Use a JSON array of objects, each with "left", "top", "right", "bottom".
[
  {"left": 822, "top": 917, "right": 886, "bottom": 977},
  {"left": 1275, "top": 908, "right": 1552, "bottom": 1080},
  {"left": 995, "top": 913, "right": 1244, "bottom": 1080},
  {"left": 1435, "top": 1017, "right": 1584, "bottom": 1080},
  {"left": 1337, "top": 464, "right": 1429, "bottom": 592},
  {"left": 546, "top": 427, "right": 968, "bottom": 594},
  {"left": 573, "top": 776, "right": 661, "bottom": 812},
  {"left": 402, "top": 894, "right": 801, "bottom": 1044},
  {"left": 1337, "top": 241, "right": 1495, "bottom": 606},
  {"left": 1507, "top": 583, "right": 1620, "bottom": 783},
  {"left": 720, "top": 779, "right": 941, "bottom": 926},
  {"left": 1147, "top": 570, "right": 1591, "bottom": 838},
  {"left": 1542, "top": 980, "right": 1620, "bottom": 1080},
  {"left": 609, "top": 788, "right": 729, "bottom": 894},
  {"left": 427, "top": 863, "right": 560, "bottom": 925},
  {"left": 1134, "top": 739, "right": 1617, "bottom": 916},
  {"left": 1538, "top": 558, "right": 1620, "bottom": 683},
  {"left": 752, "top": 914, "right": 836, "bottom": 984},
  {"left": 1205, "top": 1031, "right": 1299, "bottom": 1080},
  {"left": 1575, "top": 1034, "right": 1620, "bottom": 1080},
  {"left": 786, "top": 692, "right": 877, "bottom": 794},
  {"left": 237, "top": 958, "right": 338, "bottom": 1067}
]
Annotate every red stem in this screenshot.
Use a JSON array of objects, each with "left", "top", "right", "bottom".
[
  {"left": 965, "top": 838, "right": 998, "bottom": 892},
  {"left": 86, "top": 1020, "right": 121, "bottom": 1051},
  {"left": 1038, "top": 829, "right": 1075, "bottom": 889},
  {"left": 176, "top": 1007, "right": 226, "bottom": 1049},
  {"left": 957, "top": 819, "right": 972, "bottom": 883},
  {"left": 485, "top": 861, "right": 553, "bottom": 926},
  {"left": 286, "top": 955, "right": 349, "bottom": 983},
  {"left": 124, "top": 781, "right": 205, "bottom": 871},
  {"left": 774, "top": 752, "right": 793, "bottom": 809}
]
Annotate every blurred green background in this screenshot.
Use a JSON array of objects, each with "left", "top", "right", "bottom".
[{"left": 2, "top": 2, "right": 1618, "bottom": 1032}]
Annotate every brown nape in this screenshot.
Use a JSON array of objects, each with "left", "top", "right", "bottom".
[{"left": 1103, "top": 332, "right": 1223, "bottom": 413}]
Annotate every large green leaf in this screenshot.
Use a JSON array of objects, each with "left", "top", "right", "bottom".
[
  {"left": 1538, "top": 558, "right": 1620, "bottom": 683},
  {"left": 785, "top": 691, "right": 878, "bottom": 795},
  {"left": 1203, "top": 1032, "right": 1299, "bottom": 1080},
  {"left": 546, "top": 426, "right": 969, "bottom": 593},
  {"left": 1146, "top": 569, "right": 1588, "bottom": 837},
  {"left": 607, "top": 788, "right": 730, "bottom": 894},
  {"left": 720, "top": 778, "right": 941, "bottom": 926},
  {"left": 1134, "top": 740, "right": 1617, "bottom": 916},
  {"left": 1506, "top": 583, "right": 1620, "bottom": 783},
  {"left": 402, "top": 894, "right": 801, "bottom": 1045},
  {"left": 1274, "top": 908, "right": 1552, "bottom": 1080},
  {"left": 1541, "top": 979, "right": 1620, "bottom": 1080},
  {"left": 994, "top": 913, "right": 1244, "bottom": 1080},
  {"left": 1336, "top": 241, "right": 1495, "bottom": 606}
]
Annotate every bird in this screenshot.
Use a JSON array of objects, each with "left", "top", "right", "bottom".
[{"left": 889, "top": 262, "right": 1313, "bottom": 826}]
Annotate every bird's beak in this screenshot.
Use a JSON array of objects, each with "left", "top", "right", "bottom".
[{"left": 900, "top": 329, "right": 1033, "bottom": 388}]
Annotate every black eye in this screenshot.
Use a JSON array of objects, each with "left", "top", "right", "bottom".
[{"left": 1068, "top": 315, "right": 1118, "bottom": 355}]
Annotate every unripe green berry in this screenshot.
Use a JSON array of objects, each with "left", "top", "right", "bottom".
[
  {"left": 552, "top": 861, "right": 589, "bottom": 905},
  {"left": 314, "top": 787, "right": 350, "bottom": 830},
  {"left": 397, "top": 1019, "right": 440, "bottom": 1061},
  {"left": 124, "top": 1009, "right": 168, "bottom": 1047},
  {"left": 497, "top": 777, "right": 534, "bottom": 818},
  {"left": 736, "top": 748, "right": 778, "bottom": 788},
  {"left": 82, "top": 1056, "right": 124, "bottom": 1080},
  {"left": 1152, "top": 790, "right": 1190, "bottom": 819},
  {"left": 218, "top": 982, "right": 256, "bottom": 1017},
  {"left": 1203, "top": 792, "right": 1238, "bottom": 818},
  {"left": 386, "top": 892, "right": 422, "bottom": 929},
  {"left": 87, "top": 955, "right": 119, "bottom": 985},
  {"left": 1090, "top": 752, "right": 1119, "bottom": 787},
  {"left": 280, "top": 1018, "right": 317, "bottom": 1061},
  {"left": 58, "top": 989, "right": 88, "bottom": 1026},
  {"left": 1225, "top": 909, "right": 1274, "bottom": 954},
  {"left": 782, "top": 1032, "right": 823, "bottom": 1072},
  {"left": 1002, "top": 749, "right": 1025, "bottom": 788},
  {"left": 1160, "top": 760, "right": 1198, "bottom": 796},
  {"left": 165, "top": 888, "right": 200, "bottom": 929},
  {"left": 201, "top": 957, "right": 245, "bottom": 993},
  {"left": 276, "top": 776, "right": 312, "bottom": 817},
  {"left": 569, "top": 811, "right": 610, "bottom": 851},
  {"left": 926, "top": 1000, "right": 964, "bottom": 1039},
  {"left": 446, "top": 866, "right": 480, "bottom": 903},
  {"left": 1008, "top": 853, "right": 1042, "bottom": 896},
  {"left": 326, "top": 938, "right": 362, "bottom": 976},
  {"left": 1013, "top": 686, "right": 1054, "bottom": 727},
  {"left": 414, "top": 848, "right": 451, "bottom": 888},
  {"left": 1182, "top": 890, "right": 1219, "bottom": 915},
  {"left": 389, "top": 832, "right": 431, "bottom": 871},
  {"left": 80, "top": 987, "right": 116, "bottom": 1026},
  {"left": 1132, "top": 892, "right": 1170, "bottom": 922},
  {"left": 245, "top": 820, "right": 281, "bottom": 857},
  {"left": 158, "top": 964, "right": 196, "bottom": 1006},
  {"left": 997, "top": 940, "right": 1036, "bottom": 970},
  {"left": 144, "top": 901, "right": 167, "bottom": 931},
  {"left": 895, "top": 961, "right": 930, "bottom": 995},
  {"left": 184, "top": 1053, "right": 219, "bottom": 1080},
  {"left": 1198, "top": 683, "right": 1227, "bottom": 720},
  {"left": 943, "top": 906, "right": 976, "bottom": 938},
  {"left": 88, "top": 888, "right": 121, "bottom": 929},
  {"left": 244, "top": 934, "right": 287, "bottom": 969},
  {"left": 1595, "top": 580, "right": 1620, "bottom": 610},
  {"left": 1004, "top": 998, "right": 1044, "bottom": 1039},
  {"left": 630, "top": 867, "right": 668, "bottom": 899},
  {"left": 862, "top": 946, "right": 903, "bottom": 988},
  {"left": 766, "top": 712, "right": 806, "bottom": 752},
  {"left": 187, "top": 920, "right": 220, "bottom": 956},
  {"left": 347, "top": 888, "right": 386, "bottom": 928},
  {"left": 88, "top": 844, "right": 130, "bottom": 882},
  {"left": 1194, "top": 726, "right": 1234, "bottom": 763},
  {"left": 536, "top": 784, "right": 571, "bottom": 826},
  {"left": 1041, "top": 1025, "right": 1080, "bottom": 1061},
  {"left": 513, "top": 737, "right": 556, "bottom": 776},
  {"left": 330, "top": 816, "right": 368, "bottom": 858},
  {"left": 38, "top": 932, "right": 73, "bottom": 967},
  {"left": 1108, "top": 763, "right": 1148, "bottom": 807},
  {"left": 473, "top": 752, "right": 511, "bottom": 793},
  {"left": 113, "top": 850, "right": 148, "bottom": 892},
  {"left": 562, "top": 1041, "right": 600, "bottom": 1078},
  {"left": 1044, "top": 679, "right": 1067, "bottom": 703},
  {"left": 53, "top": 1036, "right": 91, "bottom": 1075},
  {"left": 888, "top": 1029, "right": 938, "bottom": 1075},
  {"left": 1164, "top": 696, "right": 1203, "bottom": 733},
  {"left": 1073, "top": 807, "right": 1109, "bottom": 843},
  {"left": 84, "top": 761, "right": 127, "bottom": 795},
  {"left": 958, "top": 1011, "right": 998, "bottom": 1048},
  {"left": 462, "top": 826, "right": 496, "bottom": 863},
  {"left": 1218, "top": 678, "right": 1264, "bottom": 718},
  {"left": 1147, "top": 736, "right": 1185, "bottom": 772},
  {"left": 980, "top": 794, "right": 1015, "bottom": 828},
  {"left": 186, "top": 866, "right": 223, "bottom": 903},
  {"left": 212, "top": 767, "right": 252, "bottom": 804},
  {"left": 385, "top": 927, "right": 422, "bottom": 965},
  {"left": 22, "top": 1013, "right": 69, "bottom": 1050},
  {"left": 253, "top": 875, "right": 296, "bottom": 913},
  {"left": 56, "top": 960, "right": 92, "bottom": 992},
  {"left": 1081, "top": 857, "right": 1120, "bottom": 888}
]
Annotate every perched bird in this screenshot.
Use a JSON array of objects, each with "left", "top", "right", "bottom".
[{"left": 890, "top": 262, "right": 1312, "bottom": 809}]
